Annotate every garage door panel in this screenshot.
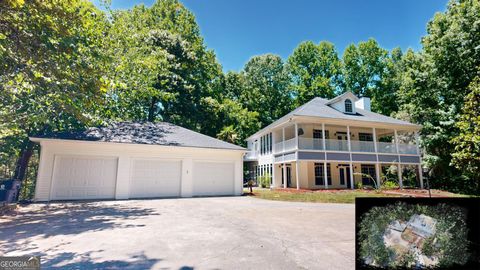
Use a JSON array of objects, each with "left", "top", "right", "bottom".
[
  {"left": 130, "top": 159, "right": 181, "bottom": 198},
  {"left": 51, "top": 156, "right": 117, "bottom": 200},
  {"left": 193, "top": 161, "right": 234, "bottom": 196}
]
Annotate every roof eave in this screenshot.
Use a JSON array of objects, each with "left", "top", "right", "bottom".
[
  {"left": 29, "top": 137, "right": 246, "bottom": 151},
  {"left": 245, "top": 115, "right": 421, "bottom": 141}
]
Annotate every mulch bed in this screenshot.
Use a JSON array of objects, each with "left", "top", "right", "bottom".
[{"left": 270, "top": 187, "right": 458, "bottom": 197}]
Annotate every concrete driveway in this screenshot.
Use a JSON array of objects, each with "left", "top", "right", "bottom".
[{"left": 0, "top": 197, "right": 355, "bottom": 269}]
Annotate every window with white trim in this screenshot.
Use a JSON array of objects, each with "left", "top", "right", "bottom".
[{"left": 345, "top": 99, "right": 353, "bottom": 113}]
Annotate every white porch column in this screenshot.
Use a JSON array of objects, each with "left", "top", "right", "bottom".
[
  {"left": 272, "top": 163, "right": 276, "bottom": 188},
  {"left": 414, "top": 131, "right": 421, "bottom": 155},
  {"left": 323, "top": 161, "right": 328, "bottom": 189},
  {"left": 295, "top": 122, "right": 299, "bottom": 150},
  {"left": 394, "top": 129, "right": 400, "bottom": 154},
  {"left": 418, "top": 164, "right": 424, "bottom": 189},
  {"left": 398, "top": 163, "right": 403, "bottom": 189},
  {"left": 322, "top": 123, "right": 328, "bottom": 189},
  {"left": 322, "top": 123, "right": 326, "bottom": 151},
  {"left": 347, "top": 125, "right": 352, "bottom": 152},
  {"left": 349, "top": 162, "right": 354, "bottom": 190},
  {"left": 272, "top": 132, "right": 276, "bottom": 188},
  {"left": 347, "top": 126, "right": 354, "bottom": 189},
  {"left": 375, "top": 163, "right": 381, "bottom": 189},
  {"left": 282, "top": 127, "right": 286, "bottom": 188},
  {"left": 373, "top": 127, "right": 380, "bottom": 189},
  {"left": 296, "top": 161, "right": 300, "bottom": 190}
]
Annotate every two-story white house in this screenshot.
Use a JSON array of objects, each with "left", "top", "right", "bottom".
[{"left": 244, "top": 92, "right": 423, "bottom": 190}]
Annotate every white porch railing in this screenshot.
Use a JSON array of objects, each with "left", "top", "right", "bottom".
[
  {"left": 350, "top": 140, "right": 375, "bottom": 152},
  {"left": 274, "top": 138, "right": 297, "bottom": 153},
  {"left": 273, "top": 138, "right": 418, "bottom": 155},
  {"left": 274, "top": 141, "right": 283, "bottom": 153},
  {"left": 325, "top": 139, "right": 349, "bottom": 151},
  {"left": 244, "top": 151, "right": 258, "bottom": 160},
  {"left": 377, "top": 142, "right": 397, "bottom": 153},
  {"left": 284, "top": 138, "right": 297, "bottom": 152},
  {"left": 398, "top": 143, "right": 418, "bottom": 155},
  {"left": 298, "top": 137, "right": 324, "bottom": 150}
]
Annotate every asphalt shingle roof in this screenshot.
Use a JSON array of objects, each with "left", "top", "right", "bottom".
[
  {"left": 34, "top": 122, "right": 244, "bottom": 150},
  {"left": 248, "top": 96, "right": 420, "bottom": 139}
]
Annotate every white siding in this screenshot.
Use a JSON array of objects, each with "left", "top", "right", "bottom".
[{"left": 34, "top": 140, "right": 244, "bottom": 201}]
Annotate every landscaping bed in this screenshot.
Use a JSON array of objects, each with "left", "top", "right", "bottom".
[{"left": 245, "top": 188, "right": 468, "bottom": 204}]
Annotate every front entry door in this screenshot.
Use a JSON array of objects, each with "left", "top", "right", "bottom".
[
  {"left": 339, "top": 166, "right": 352, "bottom": 188},
  {"left": 287, "top": 167, "right": 292, "bottom": 187},
  {"left": 281, "top": 165, "right": 292, "bottom": 187}
]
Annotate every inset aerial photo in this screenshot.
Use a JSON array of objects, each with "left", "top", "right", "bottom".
[{"left": 356, "top": 198, "right": 480, "bottom": 269}]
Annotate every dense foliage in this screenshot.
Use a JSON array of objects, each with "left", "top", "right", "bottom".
[
  {"left": 358, "top": 202, "right": 470, "bottom": 268},
  {"left": 0, "top": 0, "right": 109, "bottom": 185},
  {"left": 1, "top": 0, "right": 479, "bottom": 197},
  {"left": 396, "top": 0, "right": 480, "bottom": 194}
]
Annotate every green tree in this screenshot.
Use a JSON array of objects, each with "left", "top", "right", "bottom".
[
  {"left": 396, "top": 0, "right": 480, "bottom": 194},
  {"left": 0, "top": 0, "right": 108, "bottom": 192},
  {"left": 223, "top": 71, "right": 247, "bottom": 102},
  {"left": 104, "top": 0, "right": 222, "bottom": 131},
  {"left": 242, "top": 54, "right": 292, "bottom": 127},
  {"left": 451, "top": 75, "right": 480, "bottom": 193},
  {"left": 287, "top": 41, "right": 341, "bottom": 106},
  {"left": 342, "top": 39, "right": 399, "bottom": 114}
]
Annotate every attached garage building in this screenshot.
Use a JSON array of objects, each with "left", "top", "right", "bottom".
[{"left": 31, "top": 122, "right": 245, "bottom": 201}]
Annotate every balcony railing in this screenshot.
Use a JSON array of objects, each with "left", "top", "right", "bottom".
[
  {"left": 244, "top": 151, "right": 258, "bottom": 160},
  {"left": 271, "top": 138, "right": 418, "bottom": 155},
  {"left": 284, "top": 138, "right": 297, "bottom": 152},
  {"left": 350, "top": 140, "right": 375, "bottom": 152},
  {"left": 274, "top": 141, "right": 283, "bottom": 153},
  {"left": 298, "top": 137, "right": 324, "bottom": 150},
  {"left": 325, "top": 139, "right": 349, "bottom": 151},
  {"left": 398, "top": 143, "right": 418, "bottom": 155},
  {"left": 377, "top": 142, "right": 397, "bottom": 153},
  {"left": 273, "top": 138, "right": 297, "bottom": 153}
]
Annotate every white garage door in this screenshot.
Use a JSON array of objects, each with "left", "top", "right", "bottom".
[
  {"left": 129, "top": 159, "right": 182, "bottom": 198},
  {"left": 51, "top": 156, "right": 118, "bottom": 200},
  {"left": 193, "top": 161, "right": 235, "bottom": 196}
]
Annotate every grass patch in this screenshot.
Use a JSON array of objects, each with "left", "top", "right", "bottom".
[{"left": 246, "top": 188, "right": 391, "bottom": 204}]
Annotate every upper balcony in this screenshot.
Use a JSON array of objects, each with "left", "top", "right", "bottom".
[
  {"left": 280, "top": 137, "right": 418, "bottom": 154},
  {"left": 247, "top": 122, "right": 420, "bottom": 160}
]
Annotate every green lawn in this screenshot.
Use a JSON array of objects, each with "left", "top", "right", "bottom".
[{"left": 245, "top": 188, "right": 392, "bottom": 204}]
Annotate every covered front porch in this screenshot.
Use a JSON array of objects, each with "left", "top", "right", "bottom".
[{"left": 272, "top": 161, "right": 423, "bottom": 190}]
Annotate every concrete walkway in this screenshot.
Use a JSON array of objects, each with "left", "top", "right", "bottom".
[{"left": 0, "top": 197, "right": 355, "bottom": 270}]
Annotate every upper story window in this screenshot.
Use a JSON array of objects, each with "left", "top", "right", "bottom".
[
  {"left": 359, "top": 133, "right": 373, "bottom": 142},
  {"left": 313, "top": 129, "right": 330, "bottom": 139},
  {"left": 259, "top": 133, "right": 272, "bottom": 155},
  {"left": 344, "top": 99, "right": 353, "bottom": 113}
]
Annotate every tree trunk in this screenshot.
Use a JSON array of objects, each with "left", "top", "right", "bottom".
[
  {"left": 147, "top": 97, "right": 157, "bottom": 122},
  {"left": 10, "top": 140, "right": 34, "bottom": 202}
]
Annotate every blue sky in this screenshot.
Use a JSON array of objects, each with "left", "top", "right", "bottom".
[{"left": 93, "top": 0, "right": 448, "bottom": 72}]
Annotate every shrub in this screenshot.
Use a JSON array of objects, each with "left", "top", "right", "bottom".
[
  {"left": 382, "top": 180, "right": 399, "bottom": 189},
  {"left": 354, "top": 181, "right": 363, "bottom": 189},
  {"left": 258, "top": 174, "right": 271, "bottom": 188}
]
